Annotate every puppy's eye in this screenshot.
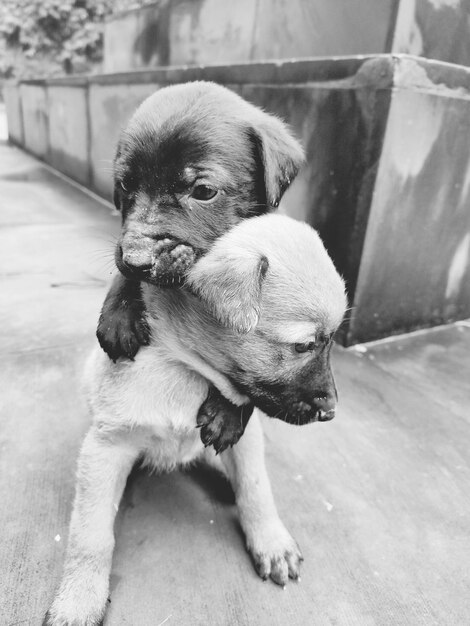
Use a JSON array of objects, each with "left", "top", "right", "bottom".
[
  {"left": 294, "top": 341, "right": 315, "bottom": 354},
  {"left": 119, "top": 177, "right": 136, "bottom": 194},
  {"left": 191, "top": 185, "right": 218, "bottom": 201}
]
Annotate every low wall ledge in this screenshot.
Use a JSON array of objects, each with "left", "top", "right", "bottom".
[
  {"left": 104, "top": 1, "right": 159, "bottom": 23},
  {"left": 6, "top": 55, "right": 470, "bottom": 98},
  {"left": 46, "top": 77, "right": 89, "bottom": 87},
  {"left": 392, "top": 56, "right": 470, "bottom": 99}
]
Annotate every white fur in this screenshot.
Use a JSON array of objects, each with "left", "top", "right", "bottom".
[{"left": 47, "top": 345, "right": 296, "bottom": 625}]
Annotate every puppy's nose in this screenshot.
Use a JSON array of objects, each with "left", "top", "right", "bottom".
[
  {"left": 313, "top": 394, "right": 336, "bottom": 421},
  {"left": 121, "top": 250, "right": 153, "bottom": 271}
]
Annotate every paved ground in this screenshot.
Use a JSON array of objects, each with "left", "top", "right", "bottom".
[{"left": 1, "top": 140, "right": 469, "bottom": 626}]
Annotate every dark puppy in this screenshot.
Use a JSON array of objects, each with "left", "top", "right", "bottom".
[
  {"left": 97, "top": 81, "right": 304, "bottom": 449},
  {"left": 98, "top": 81, "right": 303, "bottom": 357}
]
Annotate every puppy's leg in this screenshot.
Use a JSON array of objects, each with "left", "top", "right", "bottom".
[
  {"left": 221, "top": 412, "right": 303, "bottom": 586},
  {"left": 96, "top": 273, "right": 150, "bottom": 362},
  {"left": 44, "top": 425, "right": 140, "bottom": 626},
  {"left": 197, "top": 386, "right": 254, "bottom": 453}
]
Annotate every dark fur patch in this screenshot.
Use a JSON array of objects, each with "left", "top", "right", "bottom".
[
  {"left": 230, "top": 342, "right": 337, "bottom": 425},
  {"left": 197, "top": 386, "right": 254, "bottom": 453}
]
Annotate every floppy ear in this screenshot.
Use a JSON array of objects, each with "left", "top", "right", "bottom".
[
  {"left": 250, "top": 113, "right": 305, "bottom": 208},
  {"left": 187, "top": 250, "right": 269, "bottom": 334}
]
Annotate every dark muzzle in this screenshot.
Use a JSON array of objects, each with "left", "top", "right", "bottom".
[{"left": 116, "top": 235, "right": 197, "bottom": 285}]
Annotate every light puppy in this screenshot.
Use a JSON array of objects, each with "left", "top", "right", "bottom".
[{"left": 45, "top": 214, "right": 347, "bottom": 626}]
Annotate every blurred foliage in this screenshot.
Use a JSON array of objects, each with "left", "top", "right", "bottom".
[{"left": 0, "top": 0, "right": 157, "bottom": 79}]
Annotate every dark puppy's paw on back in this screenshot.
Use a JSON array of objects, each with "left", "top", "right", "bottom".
[{"left": 197, "top": 386, "right": 254, "bottom": 454}]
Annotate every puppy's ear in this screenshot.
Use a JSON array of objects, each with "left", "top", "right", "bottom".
[
  {"left": 250, "top": 113, "right": 305, "bottom": 208},
  {"left": 187, "top": 250, "right": 269, "bottom": 334}
]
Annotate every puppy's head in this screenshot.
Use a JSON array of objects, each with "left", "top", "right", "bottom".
[
  {"left": 113, "top": 81, "right": 304, "bottom": 286},
  {"left": 186, "top": 214, "right": 347, "bottom": 424}
]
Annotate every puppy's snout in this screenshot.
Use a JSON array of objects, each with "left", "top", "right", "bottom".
[
  {"left": 121, "top": 248, "right": 153, "bottom": 271},
  {"left": 312, "top": 394, "right": 336, "bottom": 421},
  {"left": 290, "top": 395, "right": 336, "bottom": 423},
  {"left": 117, "top": 228, "right": 156, "bottom": 273}
]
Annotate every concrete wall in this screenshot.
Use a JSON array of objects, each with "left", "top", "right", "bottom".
[
  {"left": 250, "top": 0, "right": 396, "bottom": 59},
  {"left": 103, "top": 3, "right": 169, "bottom": 73},
  {"left": 88, "top": 82, "right": 160, "bottom": 198},
  {"left": 20, "top": 83, "right": 49, "bottom": 159},
  {"left": 3, "top": 84, "right": 23, "bottom": 145},
  {"left": 103, "top": 0, "right": 470, "bottom": 74},
  {"left": 392, "top": 0, "right": 470, "bottom": 66},
  {"left": 48, "top": 82, "right": 89, "bottom": 185},
  {"left": 5, "top": 55, "right": 470, "bottom": 344},
  {"left": 350, "top": 58, "right": 470, "bottom": 342},
  {"left": 104, "top": 0, "right": 398, "bottom": 73}
]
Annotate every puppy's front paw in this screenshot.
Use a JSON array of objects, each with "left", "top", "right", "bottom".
[
  {"left": 247, "top": 520, "right": 303, "bottom": 586},
  {"left": 97, "top": 300, "right": 150, "bottom": 362},
  {"left": 197, "top": 387, "right": 253, "bottom": 454},
  {"left": 43, "top": 571, "right": 109, "bottom": 626},
  {"left": 150, "top": 239, "right": 197, "bottom": 285}
]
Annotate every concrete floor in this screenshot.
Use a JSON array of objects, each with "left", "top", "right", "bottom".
[{"left": 1, "top": 140, "right": 469, "bottom": 626}]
